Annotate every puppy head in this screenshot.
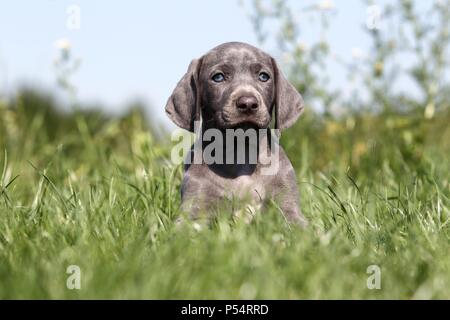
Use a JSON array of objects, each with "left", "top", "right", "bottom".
[{"left": 165, "top": 42, "right": 304, "bottom": 132}]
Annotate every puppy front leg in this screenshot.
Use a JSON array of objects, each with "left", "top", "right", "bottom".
[
  {"left": 271, "top": 172, "right": 308, "bottom": 228},
  {"left": 279, "top": 200, "right": 308, "bottom": 228}
]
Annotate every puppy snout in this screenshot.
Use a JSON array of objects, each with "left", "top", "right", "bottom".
[{"left": 236, "top": 95, "right": 258, "bottom": 113}]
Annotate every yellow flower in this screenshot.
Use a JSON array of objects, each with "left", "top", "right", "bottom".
[
  {"left": 352, "top": 142, "right": 368, "bottom": 164},
  {"left": 317, "top": 0, "right": 335, "bottom": 11},
  {"left": 326, "top": 121, "right": 342, "bottom": 135},
  {"left": 374, "top": 61, "right": 383, "bottom": 76},
  {"left": 354, "top": 142, "right": 367, "bottom": 155},
  {"left": 54, "top": 38, "right": 72, "bottom": 50},
  {"left": 424, "top": 102, "right": 435, "bottom": 119}
]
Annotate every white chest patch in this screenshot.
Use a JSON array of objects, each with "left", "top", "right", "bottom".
[
  {"left": 219, "top": 174, "right": 266, "bottom": 223},
  {"left": 228, "top": 175, "right": 265, "bottom": 201}
]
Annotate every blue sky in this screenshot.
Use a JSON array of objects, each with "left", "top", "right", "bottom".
[{"left": 0, "top": 0, "right": 426, "bottom": 126}]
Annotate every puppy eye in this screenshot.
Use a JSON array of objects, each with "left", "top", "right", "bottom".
[
  {"left": 259, "top": 72, "right": 270, "bottom": 82},
  {"left": 212, "top": 73, "right": 225, "bottom": 82}
]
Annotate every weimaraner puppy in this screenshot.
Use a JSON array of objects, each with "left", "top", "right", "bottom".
[{"left": 166, "top": 42, "right": 307, "bottom": 227}]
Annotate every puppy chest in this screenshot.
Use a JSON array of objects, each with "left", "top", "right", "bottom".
[{"left": 222, "top": 175, "right": 266, "bottom": 203}]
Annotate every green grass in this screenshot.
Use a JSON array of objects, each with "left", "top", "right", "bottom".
[{"left": 0, "top": 89, "right": 449, "bottom": 299}]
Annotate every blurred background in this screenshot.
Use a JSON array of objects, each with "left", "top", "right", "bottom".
[{"left": 1, "top": 0, "right": 448, "bottom": 124}]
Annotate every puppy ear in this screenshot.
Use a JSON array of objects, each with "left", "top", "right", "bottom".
[
  {"left": 271, "top": 58, "right": 304, "bottom": 130},
  {"left": 165, "top": 58, "right": 203, "bottom": 132}
]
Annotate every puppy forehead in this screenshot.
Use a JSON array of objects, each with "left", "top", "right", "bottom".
[{"left": 202, "top": 43, "right": 272, "bottom": 70}]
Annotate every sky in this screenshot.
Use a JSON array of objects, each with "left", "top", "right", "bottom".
[{"left": 0, "top": 0, "right": 427, "bottom": 127}]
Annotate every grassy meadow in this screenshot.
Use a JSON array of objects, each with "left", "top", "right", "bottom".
[{"left": 0, "top": 88, "right": 449, "bottom": 299}]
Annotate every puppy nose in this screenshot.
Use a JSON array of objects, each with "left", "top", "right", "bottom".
[{"left": 236, "top": 96, "right": 258, "bottom": 112}]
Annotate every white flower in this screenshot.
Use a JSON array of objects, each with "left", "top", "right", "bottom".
[
  {"left": 298, "top": 41, "right": 308, "bottom": 52},
  {"left": 317, "top": 0, "right": 335, "bottom": 11},
  {"left": 54, "top": 38, "right": 72, "bottom": 50},
  {"left": 192, "top": 222, "right": 203, "bottom": 232},
  {"left": 351, "top": 47, "right": 364, "bottom": 60}
]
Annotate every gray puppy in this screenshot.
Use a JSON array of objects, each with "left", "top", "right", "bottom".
[{"left": 166, "top": 42, "right": 307, "bottom": 227}]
